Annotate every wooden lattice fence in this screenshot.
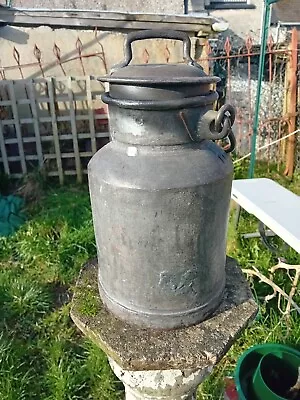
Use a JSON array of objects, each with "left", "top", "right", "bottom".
[{"left": 0, "top": 76, "right": 109, "bottom": 184}]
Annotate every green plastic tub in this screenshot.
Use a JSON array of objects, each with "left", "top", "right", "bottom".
[{"left": 234, "top": 343, "right": 300, "bottom": 400}]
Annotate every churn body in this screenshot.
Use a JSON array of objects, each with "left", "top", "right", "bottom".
[{"left": 88, "top": 30, "right": 235, "bottom": 329}]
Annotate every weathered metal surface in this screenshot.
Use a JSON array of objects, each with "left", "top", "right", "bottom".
[
  {"left": 89, "top": 140, "right": 233, "bottom": 328},
  {"left": 88, "top": 30, "right": 235, "bottom": 329}
]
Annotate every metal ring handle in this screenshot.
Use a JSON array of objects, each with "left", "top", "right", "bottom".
[
  {"left": 224, "top": 127, "right": 236, "bottom": 153},
  {"left": 213, "top": 104, "right": 236, "bottom": 153},
  {"left": 215, "top": 104, "right": 235, "bottom": 133},
  {"left": 208, "top": 117, "right": 236, "bottom": 153},
  {"left": 207, "top": 116, "right": 232, "bottom": 141},
  {"left": 113, "top": 29, "right": 195, "bottom": 71}
]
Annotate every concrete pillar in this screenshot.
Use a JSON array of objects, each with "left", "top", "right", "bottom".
[{"left": 109, "top": 358, "right": 212, "bottom": 400}]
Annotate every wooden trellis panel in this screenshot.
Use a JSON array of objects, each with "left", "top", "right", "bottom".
[{"left": 0, "top": 76, "right": 109, "bottom": 183}]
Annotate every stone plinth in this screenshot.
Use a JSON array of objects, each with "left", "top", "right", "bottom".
[{"left": 70, "top": 257, "right": 258, "bottom": 398}]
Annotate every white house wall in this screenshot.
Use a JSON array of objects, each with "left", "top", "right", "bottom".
[
  {"left": 209, "top": 0, "right": 263, "bottom": 45},
  {"left": 0, "top": 25, "right": 188, "bottom": 81},
  {"left": 3, "top": 0, "right": 185, "bottom": 15}
]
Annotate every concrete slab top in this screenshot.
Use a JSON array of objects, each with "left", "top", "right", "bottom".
[{"left": 70, "top": 257, "right": 257, "bottom": 371}]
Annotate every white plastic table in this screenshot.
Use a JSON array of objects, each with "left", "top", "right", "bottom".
[{"left": 231, "top": 178, "right": 300, "bottom": 254}]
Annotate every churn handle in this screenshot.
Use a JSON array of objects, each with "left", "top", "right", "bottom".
[
  {"left": 210, "top": 104, "right": 236, "bottom": 153},
  {"left": 185, "top": 104, "right": 236, "bottom": 153},
  {"left": 113, "top": 29, "right": 196, "bottom": 71}
]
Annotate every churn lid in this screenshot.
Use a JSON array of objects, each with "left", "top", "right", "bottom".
[{"left": 99, "top": 30, "right": 220, "bottom": 110}]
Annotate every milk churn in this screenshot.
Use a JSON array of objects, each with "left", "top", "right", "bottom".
[{"left": 88, "top": 30, "right": 236, "bottom": 329}]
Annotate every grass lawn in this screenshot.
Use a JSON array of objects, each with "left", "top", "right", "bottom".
[{"left": 0, "top": 162, "right": 299, "bottom": 400}]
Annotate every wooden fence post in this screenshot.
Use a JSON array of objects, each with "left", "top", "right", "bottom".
[{"left": 284, "top": 28, "right": 298, "bottom": 177}]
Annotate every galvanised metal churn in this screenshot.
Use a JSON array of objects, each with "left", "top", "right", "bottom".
[{"left": 88, "top": 30, "right": 236, "bottom": 329}]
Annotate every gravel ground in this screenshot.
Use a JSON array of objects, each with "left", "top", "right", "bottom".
[{"left": 228, "top": 69, "right": 288, "bottom": 165}]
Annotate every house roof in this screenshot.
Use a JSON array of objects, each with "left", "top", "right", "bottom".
[{"left": 272, "top": 0, "right": 300, "bottom": 24}]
